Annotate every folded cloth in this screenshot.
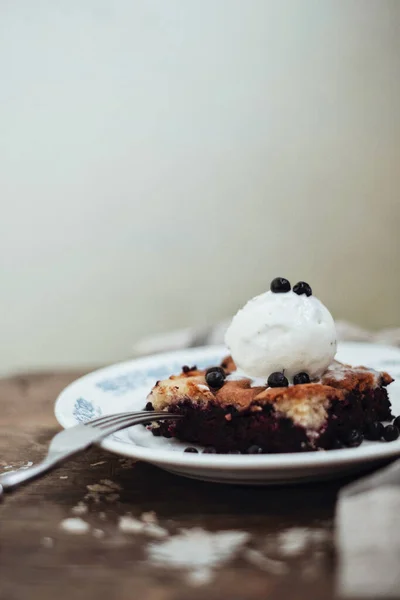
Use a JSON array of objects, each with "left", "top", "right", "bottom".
[
  {"left": 132, "top": 320, "right": 231, "bottom": 356},
  {"left": 132, "top": 319, "right": 400, "bottom": 356},
  {"left": 336, "top": 461, "right": 400, "bottom": 598}
]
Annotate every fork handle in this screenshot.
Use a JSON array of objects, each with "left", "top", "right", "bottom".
[{"left": 0, "top": 454, "right": 65, "bottom": 494}]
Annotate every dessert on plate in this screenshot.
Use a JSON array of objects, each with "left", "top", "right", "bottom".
[{"left": 145, "top": 278, "right": 397, "bottom": 453}]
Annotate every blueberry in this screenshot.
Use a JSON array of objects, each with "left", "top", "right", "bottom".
[
  {"left": 293, "top": 281, "right": 312, "bottom": 297},
  {"left": 205, "top": 369, "right": 225, "bottom": 389},
  {"left": 344, "top": 430, "right": 364, "bottom": 447},
  {"left": 383, "top": 424, "right": 399, "bottom": 442},
  {"left": 267, "top": 372, "right": 289, "bottom": 387},
  {"left": 270, "top": 277, "right": 291, "bottom": 293},
  {"left": 203, "top": 447, "right": 217, "bottom": 454},
  {"left": 364, "top": 421, "right": 384, "bottom": 441},
  {"left": 247, "top": 445, "right": 263, "bottom": 454},
  {"left": 393, "top": 416, "right": 400, "bottom": 429},
  {"left": 293, "top": 372, "right": 310, "bottom": 385},
  {"left": 332, "top": 439, "right": 345, "bottom": 449},
  {"left": 184, "top": 447, "right": 198, "bottom": 453},
  {"left": 145, "top": 401, "right": 154, "bottom": 411},
  {"left": 152, "top": 428, "right": 161, "bottom": 437}
]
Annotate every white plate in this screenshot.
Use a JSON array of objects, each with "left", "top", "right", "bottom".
[{"left": 55, "top": 342, "right": 400, "bottom": 485}]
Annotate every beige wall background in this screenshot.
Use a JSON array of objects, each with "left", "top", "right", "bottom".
[{"left": 1, "top": 0, "right": 400, "bottom": 374}]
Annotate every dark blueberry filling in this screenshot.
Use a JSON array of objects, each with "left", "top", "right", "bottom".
[
  {"left": 364, "top": 421, "right": 384, "bottom": 440},
  {"left": 331, "top": 439, "right": 346, "bottom": 450},
  {"left": 270, "top": 277, "right": 291, "bottom": 293},
  {"left": 151, "top": 400, "right": 310, "bottom": 453},
  {"left": 247, "top": 445, "right": 263, "bottom": 454},
  {"left": 145, "top": 401, "right": 154, "bottom": 411},
  {"left": 184, "top": 447, "right": 198, "bottom": 453},
  {"left": 147, "top": 381, "right": 393, "bottom": 454}
]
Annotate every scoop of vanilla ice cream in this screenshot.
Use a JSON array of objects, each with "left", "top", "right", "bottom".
[{"left": 225, "top": 290, "right": 337, "bottom": 380}]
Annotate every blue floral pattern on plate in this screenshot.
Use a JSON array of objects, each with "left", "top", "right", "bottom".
[
  {"left": 73, "top": 397, "right": 101, "bottom": 423},
  {"left": 95, "top": 356, "right": 222, "bottom": 396},
  {"left": 72, "top": 354, "right": 222, "bottom": 422}
]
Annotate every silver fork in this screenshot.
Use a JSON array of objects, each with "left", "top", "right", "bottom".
[{"left": 0, "top": 411, "right": 181, "bottom": 495}]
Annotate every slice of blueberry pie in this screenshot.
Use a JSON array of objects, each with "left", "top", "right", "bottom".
[{"left": 145, "top": 279, "right": 395, "bottom": 453}]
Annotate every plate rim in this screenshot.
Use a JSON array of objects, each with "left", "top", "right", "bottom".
[{"left": 54, "top": 342, "right": 400, "bottom": 472}]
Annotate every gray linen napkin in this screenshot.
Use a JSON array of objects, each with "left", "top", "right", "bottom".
[
  {"left": 336, "top": 460, "right": 400, "bottom": 599},
  {"left": 132, "top": 319, "right": 400, "bottom": 356}
]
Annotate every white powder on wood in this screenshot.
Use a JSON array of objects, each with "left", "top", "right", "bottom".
[
  {"left": 118, "top": 516, "right": 168, "bottom": 538},
  {"left": 105, "top": 493, "right": 120, "bottom": 503},
  {"left": 276, "top": 528, "right": 310, "bottom": 556},
  {"left": 309, "top": 529, "right": 330, "bottom": 544},
  {"left": 41, "top": 537, "right": 54, "bottom": 548},
  {"left": 85, "top": 479, "right": 122, "bottom": 504},
  {"left": 141, "top": 511, "right": 157, "bottom": 524},
  {"left": 273, "top": 527, "right": 330, "bottom": 557},
  {"left": 2, "top": 461, "right": 33, "bottom": 474},
  {"left": 60, "top": 518, "right": 90, "bottom": 535},
  {"left": 87, "top": 480, "right": 121, "bottom": 493},
  {"left": 243, "top": 548, "right": 288, "bottom": 575},
  {"left": 71, "top": 503, "right": 88, "bottom": 516},
  {"left": 143, "top": 523, "right": 168, "bottom": 539},
  {"left": 119, "top": 516, "right": 144, "bottom": 534},
  {"left": 93, "top": 528, "right": 105, "bottom": 539},
  {"left": 186, "top": 568, "right": 214, "bottom": 586},
  {"left": 147, "top": 528, "right": 250, "bottom": 585}
]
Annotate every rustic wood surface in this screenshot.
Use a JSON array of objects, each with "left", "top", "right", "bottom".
[{"left": 0, "top": 371, "right": 368, "bottom": 600}]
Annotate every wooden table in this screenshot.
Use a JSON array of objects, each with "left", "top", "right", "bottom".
[{"left": 0, "top": 371, "right": 354, "bottom": 600}]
